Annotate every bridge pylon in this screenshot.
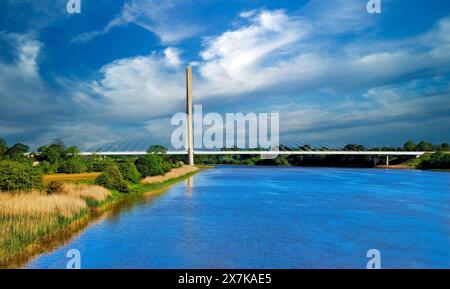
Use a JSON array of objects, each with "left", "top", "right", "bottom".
[{"left": 186, "top": 65, "right": 194, "bottom": 165}]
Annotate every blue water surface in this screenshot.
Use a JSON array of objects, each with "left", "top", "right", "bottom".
[{"left": 27, "top": 166, "right": 449, "bottom": 269}]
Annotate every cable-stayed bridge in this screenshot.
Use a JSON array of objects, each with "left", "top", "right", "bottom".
[{"left": 78, "top": 66, "right": 429, "bottom": 165}]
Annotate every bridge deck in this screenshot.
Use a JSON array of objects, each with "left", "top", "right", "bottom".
[{"left": 79, "top": 151, "right": 426, "bottom": 156}]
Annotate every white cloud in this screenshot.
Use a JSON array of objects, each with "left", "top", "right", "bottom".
[
  {"left": 73, "top": 0, "right": 204, "bottom": 44},
  {"left": 0, "top": 33, "right": 50, "bottom": 117},
  {"left": 75, "top": 48, "right": 185, "bottom": 120},
  {"left": 164, "top": 47, "right": 182, "bottom": 67}
]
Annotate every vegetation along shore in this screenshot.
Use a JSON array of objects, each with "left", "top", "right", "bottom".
[{"left": 0, "top": 139, "right": 199, "bottom": 268}]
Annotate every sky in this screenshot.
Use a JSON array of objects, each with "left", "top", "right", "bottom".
[{"left": 0, "top": 0, "right": 449, "bottom": 151}]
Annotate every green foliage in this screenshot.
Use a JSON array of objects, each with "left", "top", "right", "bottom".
[
  {"left": 437, "top": 143, "right": 449, "bottom": 152},
  {"left": 5, "top": 143, "right": 29, "bottom": 160},
  {"left": 65, "top": 146, "right": 80, "bottom": 158},
  {"left": 134, "top": 154, "right": 170, "bottom": 178},
  {"left": 83, "top": 155, "right": 113, "bottom": 172},
  {"left": 403, "top": 140, "right": 416, "bottom": 151},
  {"left": 118, "top": 161, "right": 141, "bottom": 184},
  {"left": 147, "top": 145, "right": 167, "bottom": 154},
  {"left": 95, "top": 164, "right": 129, "bottom": 193},
  {"left": 0, "top": 160, "right": 42, "bottom": 192},
  {"left": 255, "top": 156, "right": 290, "bottom": 166},
  {"left": 46, "top": 181, "right": 65, "bottom": 194},
  {"left": 37, "top": 161, "right": 56, "bottom": 174},
  {"left": 420, "top": 152, "right": 450, "bottom": 169},
  {"left": 58, "top": 159, "right": 87, "bottom": 174},
  {"left": 175, "top": 161, "right": 185, "bottom": 168},
  {"left": 416, "top": 141, "right": 435, "bottom": 152},
  {"left": 344, "top": 144, "right": 366, "bottom": 151},
  {"left": 0, "top": 138, "right": 7, "bottom": 157}
]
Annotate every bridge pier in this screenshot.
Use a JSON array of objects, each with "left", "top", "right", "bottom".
[
  {"left": 186, "top": 66, "right": 194, "bottom": 165},
  {"left": 386, "top": 155, "right": 389, "bottom": 166}
]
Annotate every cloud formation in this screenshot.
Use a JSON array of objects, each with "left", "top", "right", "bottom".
[
  {"left": 73, "top": 0, "right": 204, "bottom": 44},
  {"left": 1, "top": 0, "right": 449, "bottom": 150}
]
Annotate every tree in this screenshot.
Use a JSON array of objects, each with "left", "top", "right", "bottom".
[
  {"left": 437, "top": 143, "right": 449, "bottom": 152},
  {"left": 0, "top": 138, "right": 7, "bottom": 157},
  {"left": 344, "top": 144, "right": 365, "bottom": 151},
  {"left": 420, "top": 152, "right": 450, "bottom": 170},
  {"left": 5, "top": 143, "right": 29, "bottom": 159},
  {"left": 299, "top": 144, "right": 314, "bottom": 151},
  {"left": 0, "top": 160, "right": 42, "bottom": 191},
  {"left": 37, "top": 145, "right": 61, "bottom": 165},
  {"left": 65, "top": 146, "right": 80, "bottom": 158},
  {"left": 95, "top": 164, "right": 129, "bottom": 193},
  {"left": 59, "top": 159, "right": 87, "bottom": 173},
  {"left": 118, "top": 161, "right": 141, "bottom": 184},
  {"left": 134, "top": 154, "right": 168, "bottom": 178},
  {"left": 403, "top": 140, "right": 416, "bottom": 151},
  {"left": 49, "top": 139, "right": 66, "bottom": 159},
  {"left": 147, "top": 145, "right": 167, "bottom": 154},
  {"left": 51, "top": 138, "right": 65, "bottom": 151},
  {"left": 417, "top": 141, "right": 435, "bottom": 152}
]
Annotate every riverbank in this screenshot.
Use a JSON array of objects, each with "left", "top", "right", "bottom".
[
  {"left": 0, "top": 165, "right": 200, "bottom": 268},
  {"left": 142, "top": 165, "right": 199, "bottom": 184}
]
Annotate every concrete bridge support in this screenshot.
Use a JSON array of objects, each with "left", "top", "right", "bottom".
[{"left": 186, "top": 66, "right": 194, "bottom": 165}]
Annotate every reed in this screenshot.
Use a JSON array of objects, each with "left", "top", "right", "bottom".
[
  {"left": 0, "top": 184, "right": 110, "bottom": 266},
  {"left": 63, "top": 183, "right": 110, "bottom": 202}
]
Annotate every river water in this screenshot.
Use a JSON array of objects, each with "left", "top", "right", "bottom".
[{"left": 27, "top": 166, "right": 449, "bottom": 269}]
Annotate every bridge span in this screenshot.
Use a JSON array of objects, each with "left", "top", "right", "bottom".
[
  {"left": 79, "top": 151, "right": 425, "bottom": 157},
  {"left": 79, "top": 150, "right": 425, "bottom": 166}
]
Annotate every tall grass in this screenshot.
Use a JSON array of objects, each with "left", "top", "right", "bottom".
[
  {"left": 0, "top": 185, "right": 110, "bottom": 266},
  {"left": 0, "top": 192, "right": 87, "bottom": 218},
  {"left": 63, "top": 183, "right": 110, "bottom": 202}
]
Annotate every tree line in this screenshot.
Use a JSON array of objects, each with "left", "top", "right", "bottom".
[{"left": 0, "top": 138, "right": 182, "bottom": 193}]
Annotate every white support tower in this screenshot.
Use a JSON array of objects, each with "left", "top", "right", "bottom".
[{"left": 186, "top": 66, "right": 194, "bottom": 165}]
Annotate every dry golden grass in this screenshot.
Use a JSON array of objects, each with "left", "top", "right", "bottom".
[
  {"left": 0, "top": 182, "right": 111, "bottom": 266},
  {"left": 0, "top": 192, "right": 86, "bottom": 218},
  {"left": 63, "top": 183, "right": 110, "bottom": 202},
  {"left": 43, "top": 172, "right": 101, "bottom": 183},
  {"left": 142, "top": 165, "right": 198, "bottom": 184}
]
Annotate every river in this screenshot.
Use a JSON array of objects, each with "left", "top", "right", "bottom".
[{"left": 26, "top": 166, "right": 449, "bottom": 269}]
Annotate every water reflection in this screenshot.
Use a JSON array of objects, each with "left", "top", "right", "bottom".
[{"left": 184, "top": 177, "right": 194, "bottom": 198}]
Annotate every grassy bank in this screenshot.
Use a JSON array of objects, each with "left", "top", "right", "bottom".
[{"left": 0, "top": 167, "right": 200, "bottom": 268}]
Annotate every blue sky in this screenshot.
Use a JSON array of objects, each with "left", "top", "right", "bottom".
[{"left": 0, "top": 0, "right": 449, "bottom": 150}]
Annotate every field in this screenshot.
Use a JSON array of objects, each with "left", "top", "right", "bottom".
[{"left": 43, "top": 172, "right": 101, "bottom": 183}]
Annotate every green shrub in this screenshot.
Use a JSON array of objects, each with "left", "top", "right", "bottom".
[
  {"left": 37, "top": 161, "right": 55, "bottom": 174},
  {"left": 134, "top": 154, "right": 170, "bottom": 178},
  {"left": 0, "top": 160, "right": 43, "bottom": 192},
  {"left": 420, "top": 152, "right": 450, "bottom": 169},
  {"left": 46, "top": 181, "right": 65, "bottom": 194},
  {"left": 175, "top": 161, "right": 184, "bottom": 168},
  {"left": 91, "top": 156, "right": 114, "bottom": 172},
  {"left": 118, "top": 161, "right": 141, "bottom": 184},
  {"left": 58, "top": 159, "right": 87, "bottom": 174},
  {"left": 95, "top": 164, "right": 129, "bottom": 193}
]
